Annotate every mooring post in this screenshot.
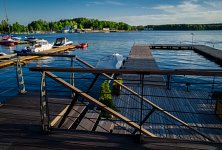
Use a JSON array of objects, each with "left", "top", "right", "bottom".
[
  {"left": 16, "top": 56, "right": 26, "bottom": 94},
  {"left": 40, "top": 71, "right": 51, "bottom": 133}
]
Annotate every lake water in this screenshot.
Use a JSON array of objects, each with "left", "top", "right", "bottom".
[{"left": 0, "top": 31, "right": 222, "bottom": 102}]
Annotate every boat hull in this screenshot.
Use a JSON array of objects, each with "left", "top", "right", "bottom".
[{"left": 0, "top": 41, "right": 18, "bottom": 46}]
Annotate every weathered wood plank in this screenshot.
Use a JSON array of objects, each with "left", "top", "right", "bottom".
[
  {"left": 95, "top": 118, "right": 114, "bottom": 133},
  {"left": 76, "top": 110, "right": 100, "bottom": 131}
]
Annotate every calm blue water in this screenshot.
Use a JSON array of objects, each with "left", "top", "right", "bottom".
[{"left": 0, "top": 31, "right": 222, "bottom": 102}]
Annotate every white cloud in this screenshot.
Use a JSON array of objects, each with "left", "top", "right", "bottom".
[
  {"left": 153, "top": 1, "right": 204, "bottom": 13},
  {"left": 203, "top": 0, "right": 222, "bottom": 9},
  {"left": 107, "top": 0, "right": 222, "bottom": 25},
  {"left": 108, "top": 10, "right": 222, "bottom": 25}
]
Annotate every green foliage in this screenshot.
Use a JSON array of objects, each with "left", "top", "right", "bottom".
[
  {"left": 1, "top": 17, "right": 222, "bottom": 33},
  {"left": 113, "top": 78, "right": 123, "bottom": 86},
  {"left": 99, "top": 81, "right": 115, "bottom": 118},
  {"left": 99, "top": 81, "right": 113, "bottom": 107},
  {"left": 144, "top": 24, "right": 222, "bottom": 31},
  {"left": 112, "top": 78, "right": 123, "bottom": 96},
  {"left": 12, "top": 22, "right": 27, "bottom": 33},
  {"left": 0, "top": 17, "right": 133, "bottom": 33}
]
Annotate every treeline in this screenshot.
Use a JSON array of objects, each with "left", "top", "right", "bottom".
[
  {"left": 144, "top": 24, "right": 222, "bottom": 30},
  {"left": 0, "top": 17, "right": 133, "bottom": 33},
  {"left": 1, "top": 18, "right": 222, "bottom": 33}
]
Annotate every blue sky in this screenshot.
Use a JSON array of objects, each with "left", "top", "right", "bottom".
[{"left": 1, "top": 0, "right": 222, "bottom": 25}]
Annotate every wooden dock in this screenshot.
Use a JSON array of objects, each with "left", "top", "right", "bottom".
[
  {"left": 114, "top": 44, "right": 222, "bottom": 143},
  {"left": 0, "top": 93, "right": 221, "bottom": 149},
  {"left": 150, "top": 44, "right": 222, "bottom": 65},
  {"left": 121, "top": 44, "right": 165, "bottom": 87},
  {"left": 0, "top": 45, "right": 75, "bottom": 69}
]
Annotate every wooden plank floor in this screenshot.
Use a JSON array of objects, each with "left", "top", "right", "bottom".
[
  {"left": 193, "top": 45, "right": 222, "bottom": 62},
  {"left": 2, "top": 93, "right": 221, "bottom": 149},
  {"left": 76, "top": 110, "right": 100, "bottom": 131},
  {"left": 113, "top": 86, "right": 222, "bottom": 142},
  {"left": 121, "top": 44, "right": 165, "bottom": 87}
]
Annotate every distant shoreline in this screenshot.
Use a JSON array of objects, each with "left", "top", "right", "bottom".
[{"left": 1, "top": 28, "right": 222, "bottom": 35}]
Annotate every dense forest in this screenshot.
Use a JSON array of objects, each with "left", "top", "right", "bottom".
[
  {"left": 0, "top": 18, "right": 133, "bottom": 33},
  {"left": 0, "top": 17, "right": 222, "bottom": 33},
  {"left": 144, "top": 24, "right": 222, "bottom": 30}
]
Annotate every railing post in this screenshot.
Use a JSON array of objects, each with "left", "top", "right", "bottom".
[
  {"left": 70, "top": 57, "right": 75, "bottom": 97},
  {"left": 186, "top": 82, "right": 191, "bottom": 92},
  {"left": 138, "top": 74, "right": 144, "bottom": 143},
  {"left": 40, "top": 71, "right": 51, "bottom": 133},
  {"left": 16, "top": 56, "right": 26, "bottom": 94},
  {"left": 166, "top": 75, "right": 171, "bottom": 90}
]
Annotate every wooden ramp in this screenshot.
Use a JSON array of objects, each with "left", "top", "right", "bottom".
[{"left": 122, "top": 44, "right": 165, "bottom": 87}]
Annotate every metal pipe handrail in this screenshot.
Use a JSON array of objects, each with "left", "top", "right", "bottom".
[
  {"left": 17, "top": 53, "right": 77, "bottom": 58},
  {"left": 29, "top": 67, "right": 222, "bottom": 76}
]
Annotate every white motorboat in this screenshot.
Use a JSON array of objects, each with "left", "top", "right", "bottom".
[
  {"left": 96, "top": 53, "right": 124, "bottom": 69},
  {"left": 15, "top": 39, "right": 53, "bottom": 53},
  {"left": 53, "top": 37, "right": 73, "bottom": 48},
  {"left": 28, "top": 39, "right": 53, "bottom": 52}
]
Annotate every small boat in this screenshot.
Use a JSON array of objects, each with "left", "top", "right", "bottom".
[
  {"left": 11, "top": 35, "right": 22, "bottom": 41},
  {"left": 14, "top": 39, "right": 52, "bottom": 53},
  {"left": 24, "top": 35, "right": 38, "bottom": 42},
  {"left": 53, "top": 37, "right": 73, "bottom": 48},
  {"left": 0, "top": 52, "right": 13, "bottom": 61},
  {"left": 75, "top": 43, "right": 88, "bottom": 49},
  {"left": 0, "top": 52, "right": 7, "bottom": 56},
  {"left": 96, "top": 53, "right": 124, "bottom": 69},
  {"left": 0, "top": 36, "right": 18, "bottom": 46}
]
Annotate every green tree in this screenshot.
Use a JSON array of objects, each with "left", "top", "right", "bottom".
[{"left": 12, "top": 22, "right": 26, "bottom": 33}]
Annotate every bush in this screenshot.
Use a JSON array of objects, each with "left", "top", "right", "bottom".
[
  {"left": 99, "top": 81, "right": 116, "bottom": 118},
  {"left": 112, "top": 78, "right": 123, "bottom": 96}
]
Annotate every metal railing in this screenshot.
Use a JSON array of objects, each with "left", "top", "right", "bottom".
[{"left": 8, "top": 53, "right": 222, "bottom": 143}]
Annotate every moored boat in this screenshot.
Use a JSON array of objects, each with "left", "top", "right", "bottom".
[
  {"left": 24, "top": 35, "right": 38, "bottom": 42},
  {"left": 11, "top": 35, "right": 22, "bottom": 41},
  {"left": 0, "top": 52, "right": 7, "bottom": 56},
  {"left": 75, "top": 43, "right": 88, "bottom": 49},
  {"left": 0, "top": 36, "right": 18, "bottom": 46},
  {"left": 14, "top": 39, "right": 52, "bottom": 53},
  {"left": 96, "top": 53, "right": 124, "bottom": 69},
  {"left": 53, "top": 37, "right": 73, "bottom": 48}
]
